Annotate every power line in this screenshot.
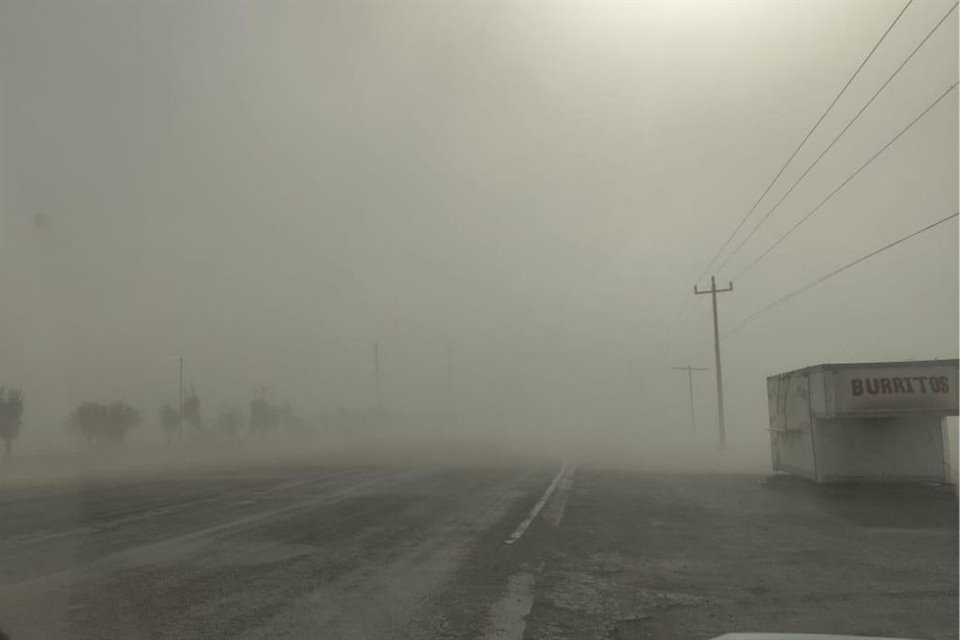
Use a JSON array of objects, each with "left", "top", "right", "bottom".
[
  {"left": 732, "top": 80, "right": 958, "bottom": 280},
  {"left": 723, "top": 211, "right": 959, "bottom": 339},
  {"left": 666, "top": 0, "right": 915, "bottom": 335},
  {"left": 693, "top": 0, "right": 915, "bottom": 286},
  {"left": 717, "top": 0, "right": 958, "bottom": 276}
]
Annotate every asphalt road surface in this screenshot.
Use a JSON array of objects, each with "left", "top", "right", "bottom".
[
  {"left": 0, "top": 462, "right": 956, "bottom": 640},
  {"left": 0, "top": 463, "right": 560, "bottom": 640}
]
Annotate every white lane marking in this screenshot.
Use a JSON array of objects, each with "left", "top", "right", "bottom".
[
  {"left": 480, "top": 571, "right": 536, "bottom": 640},
  {"left": 542, "top": 466, "right": 575, "bottom": 526},
  {"left": 504, "top": 465, "right": 567, "bottom": 545},
  {"left": 239, "top": 472, "right": 532, "bottom": 640}
]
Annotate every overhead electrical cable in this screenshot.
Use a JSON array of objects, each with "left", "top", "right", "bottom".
[
  {"left": 723, "top": 211, "right": 959, "bottom": 339},
  {"left": 716, "top": 0, "right": 958, "bottom": 276},
  {"left": 732, "top": 80, "right": 958, "bottom": 280},
  {"left": 692, "top": 0, "right": 915, "bottom": 286}
]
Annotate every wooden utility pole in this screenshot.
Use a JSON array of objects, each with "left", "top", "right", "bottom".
[
  {"left": 694, "top": 276, "right": 733, "bottom": 447},
  {"left": 671, "top": 365, "right": 709, "bottom": 433}
]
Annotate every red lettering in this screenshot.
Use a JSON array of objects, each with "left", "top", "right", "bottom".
[
  {"left": 892, "top": 378, "right": 906, "bottom": 394},
  {"left": 880, "top": 378, "right": 893, "bottom": 394},
  {"left": 851, "top": 379, "right": 864, "bottom": 396},
  {"left": 940, "top": 376, "right": 949, "bottom": 393},
  {"left": 866, "top": 379, "right": 880, "bottom": 395},
  {"left": 904, "top": 377, "right": 915, "bottom": 393},
  {"left": 930, "top": 377, "right": 942, "bottom": 393},
  {"left": 914, "top": 377, "right": 928, "bottom": 393}
]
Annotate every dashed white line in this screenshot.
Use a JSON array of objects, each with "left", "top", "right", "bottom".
[
  {"left": 480, "top": 570, "right": 536, "bottom": 639},
  {"left": 504, "top": 465, "right": 567, "bottom": 545},
  {"left": 542, "top": 466, "right": 575, "bottom": 526}
]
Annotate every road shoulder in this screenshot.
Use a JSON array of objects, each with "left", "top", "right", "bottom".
[{"left": 523, "top": 471, "right": 959, "bottom": 640}]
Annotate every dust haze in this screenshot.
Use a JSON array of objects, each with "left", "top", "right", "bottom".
[{"left": 1, "top": 1, "right": 957, "bottom": 481}]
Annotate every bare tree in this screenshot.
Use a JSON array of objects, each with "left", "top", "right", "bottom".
[{"left": 0, "top": 388, "right": 25, "bottom": 456}]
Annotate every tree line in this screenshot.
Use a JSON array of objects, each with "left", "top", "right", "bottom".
[{"left": 0, "top": 386, "right": 309, "bottom": 456}]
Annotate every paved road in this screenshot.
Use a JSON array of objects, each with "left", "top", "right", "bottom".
[
  {"left": 0, "top": 464, "right": 559, "bottom": 640},
  {"left": 2, "top": 464, "right": 956, "bottom": 640}
]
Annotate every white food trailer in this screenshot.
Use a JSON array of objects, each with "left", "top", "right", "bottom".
[{"left": 767, "top": 359, "right": 959, "bottom": 483}]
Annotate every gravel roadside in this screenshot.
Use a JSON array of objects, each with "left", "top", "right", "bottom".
[{"left": 523, "top": 472, "right": 958, "bottom": 640}]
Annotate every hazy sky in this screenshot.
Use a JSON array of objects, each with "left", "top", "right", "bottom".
[{"left": 1, "top": 1, "right": 957, "bottom": 455}]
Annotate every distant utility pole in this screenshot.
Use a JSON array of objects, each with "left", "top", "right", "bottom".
[
  {"left": 178, "top": 357, "right": 184, "bottom": 443},
  {"left": 694, "top": 276, "right": 733, "bottom": 447},
  {"left": 671, "top": 365, "right": 709, "bottom": 433},
  {"left": 373, "top": 341, "right": 383, "bottom": 409}
]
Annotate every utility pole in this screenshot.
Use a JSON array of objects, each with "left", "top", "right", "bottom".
[
  {"left": 178, "top": 357, "right": 184, "bottom": 443},
  {"left": 694, "top": 276, "right": 733, "bottom": 447},
  {"left": 671, "top": 365, "right": 709, "bottom": 433},
  {"left": 373, "top": 341, "right": 382, "bottom": 409}
]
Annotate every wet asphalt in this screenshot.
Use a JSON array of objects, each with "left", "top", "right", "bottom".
[
  {"left": 1, "top": 464, "right": 956, "bottom": 640},
  {"left": 0, "top": 464, "right": 555, "bottom": 640}
]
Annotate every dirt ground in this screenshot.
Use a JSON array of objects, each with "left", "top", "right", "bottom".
[{"left": 523, "top": 472, "right": 959, "bottom": 640}]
